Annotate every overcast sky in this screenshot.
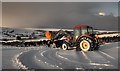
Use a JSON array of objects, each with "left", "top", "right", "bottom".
[{"left": 2, "top": 2, "right": 118, "bottom": 30}]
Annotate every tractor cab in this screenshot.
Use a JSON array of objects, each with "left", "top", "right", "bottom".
[{"left": 73, "top": 25, "right": 93, "bottom": 41}]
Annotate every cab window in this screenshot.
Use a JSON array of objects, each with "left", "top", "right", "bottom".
[{"left": 81, "top": 27, "right": 87, "bottom": 35}]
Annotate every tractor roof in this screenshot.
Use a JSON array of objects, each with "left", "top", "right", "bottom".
[{"left": 73, "top": 25, "right": 92, "bottom": 29}]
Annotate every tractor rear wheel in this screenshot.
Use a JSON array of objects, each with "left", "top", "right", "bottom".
[
  {"left": 77, "top": 37, "right": 94, "bottom": 52},
  {"left": 80, "top": 40, "right": 91, "bottom": 51}
]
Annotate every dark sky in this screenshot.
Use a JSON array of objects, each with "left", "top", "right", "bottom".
[{"left": 2, "top": 2, "right": 118, "bottom": 30}]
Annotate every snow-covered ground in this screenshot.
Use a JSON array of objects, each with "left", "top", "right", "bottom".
[{"left": 2, "top": 42, "right": 119, "bottom": 69}]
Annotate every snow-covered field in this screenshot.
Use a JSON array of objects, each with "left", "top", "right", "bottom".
[{"left": 2, "top": 42, "right": 119, "bottom": 69}]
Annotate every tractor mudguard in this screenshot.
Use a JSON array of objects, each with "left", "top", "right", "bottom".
[{"left": 76, "top": 35, "right": 94, "bottom": 42}]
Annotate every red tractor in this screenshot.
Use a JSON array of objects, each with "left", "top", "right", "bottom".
[{"left": 46, "top": 25, "right": 99, "bottom": 52}]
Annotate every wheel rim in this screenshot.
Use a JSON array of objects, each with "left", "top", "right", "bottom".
[
  {"left": 80, "top": 40, "right": 90, "bottom": 51},
  {"left": 62, "top": 43, "right": 67, "bottom": 50}
]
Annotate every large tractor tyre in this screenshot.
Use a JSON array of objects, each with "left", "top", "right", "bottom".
[
  {"left": 76, "top": 37, "right": 94, "bottom": 52},
  {"left": 61, "top": 41, "right": 69, "bottom": 50}
]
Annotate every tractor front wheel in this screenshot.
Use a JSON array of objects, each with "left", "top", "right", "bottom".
[{"left": 62, "top": 42, "right": 69, "bottom": 50}]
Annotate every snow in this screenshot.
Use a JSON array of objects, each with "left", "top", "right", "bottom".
[{"left": 2, "top": 42, "right": 119, "bottom": 69}]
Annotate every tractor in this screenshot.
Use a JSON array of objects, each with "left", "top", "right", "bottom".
[{"left": 45, "top": 25, "right": 99, "bottom": 52}]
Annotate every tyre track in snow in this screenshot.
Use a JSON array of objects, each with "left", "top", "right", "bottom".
[{"left": 16, "top": 42, "right": 118, "bottom": 69}]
